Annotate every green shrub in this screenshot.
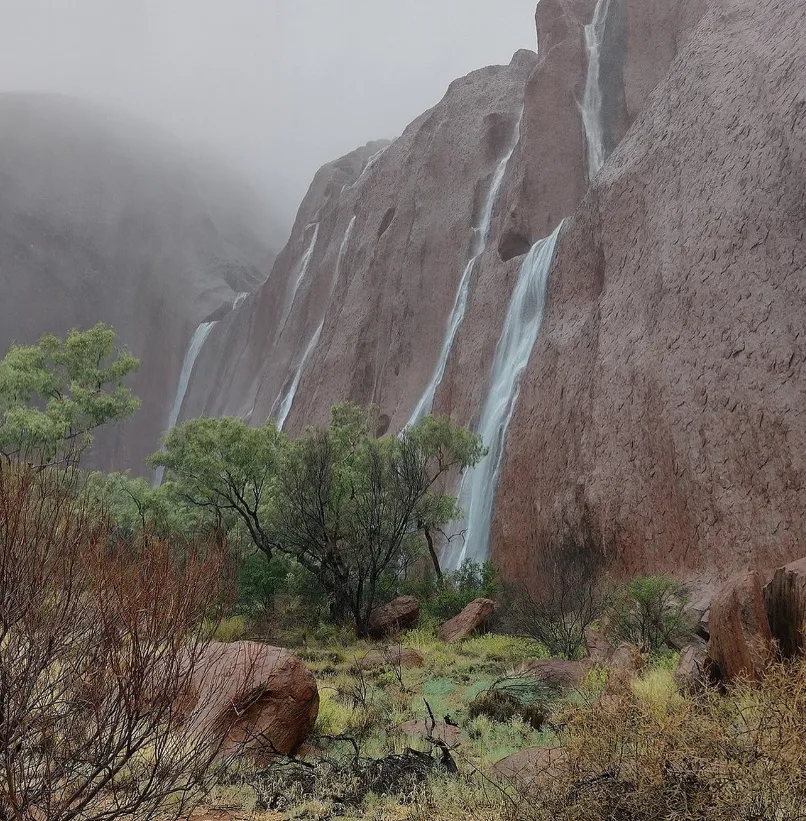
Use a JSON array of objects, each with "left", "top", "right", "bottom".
[
  {"left": 411, "top": 559, "right": 498, "bottom": 624},
  {"left": 607, "top": 575, "right": 693, "bottom": 653}
]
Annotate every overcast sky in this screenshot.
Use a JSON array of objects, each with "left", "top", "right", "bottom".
[{"left": 0, "top": 0, "right": 538, "bottom": 233}]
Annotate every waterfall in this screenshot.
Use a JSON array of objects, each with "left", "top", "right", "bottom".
[
  {"left": 278, "top": 222, "right": 320, "bottom": 333},
  {"left": 275, "top": 321, "right": 323, "bottom": 430},
  {"left": 581, "top": 0, "right": 612, "bottom": 181},
  {"left": 271, "top": 216, "right": 357, "bottom": 429},
  {"left": 443, "top": 221, "right": 564, "bottom": 569},
  {"left": 349, "top": 145, "right": 390, "bottom": 190},
  {"left": 153, "top": 320, "right": 218, "bottom": 485},
  {"left": 232, "top": 291, "right": 250, "bottom": 310},
  {"left": 406, "top": 111, "right": 523, "bottom": 428}
]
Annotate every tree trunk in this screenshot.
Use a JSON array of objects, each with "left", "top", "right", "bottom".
[{"left": 424, "top": 524, "right": 442, "bottom": 580}]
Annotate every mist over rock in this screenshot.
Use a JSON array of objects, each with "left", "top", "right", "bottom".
[{"left": 0, "top": 93, "right": 276, "bottom": 470}]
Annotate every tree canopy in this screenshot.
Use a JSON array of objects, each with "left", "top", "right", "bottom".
[
  {"left": 0, "top": 323, "right": 139, "bottom": 467},
  {"left": 150, "top": 404, "right": 484, "bottom": 635}
]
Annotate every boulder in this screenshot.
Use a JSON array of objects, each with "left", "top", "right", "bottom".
[
  {"left": 399, "top": 718, "right": 463, "bottom": 747},
  {"left": 515, "top": 659, "right": 591, "bottom": 691},
  {"left": 438, "top": 598, "right": 496, "bottom": 643},
  {"left": 186, "top": 641, "right": 318, "bottom": 760},
  {"left": 708, "top": 572, "right": 774, "bottom": 682},
  {"left": 492, "top": 747, "right": 568, "bottom": 792},
  {"left": 605, "top": 643, "right": 645, "bottom": 692},
  {"left": 367, "top": 596, "right": 420, "bottom": 639},
  {"left": 675, "top": 639, "right": 714, "bottom": 693},
  {"left": 584, "top": 627, "right": 614, "bottom": 663},
  {"left": 764, "top": 558, "right": 806, "bottom": 658},
  {"left": 357, "top": 647, "right": 424, "bottom": 670}
]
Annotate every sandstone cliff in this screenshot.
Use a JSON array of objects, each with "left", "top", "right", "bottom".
[
  {"left": 0, "top": 94, "right": 275, "bottom": 470},
  {"left": 493, "top": 0, "right": 806, "bottom": 586},
  {"left": 184, "top": 0, "right": 805, "bottom": 586}
]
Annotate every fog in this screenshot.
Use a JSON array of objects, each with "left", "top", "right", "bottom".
[{"left": 0, "top": 0, "right": 538, "bottom": 235}]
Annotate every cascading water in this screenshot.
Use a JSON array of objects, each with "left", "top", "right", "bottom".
[
  {"left": 278, "top": 222, "right": 320, "bottom": 334},
  {"left": 405, "top": 111, "right": 523, "bottom": 428},
  {"left": 581, "top": 0, "right": 612, "bottom": 181},
  {"left": 349, "top": 145, "right": 390, "bottom": 190},
  {"left": 153, "top": 320, "right": 218, "bottom": 485},
  {"left": 443, "top": 221, "right": 564, "bottom": 569},
  {"left": 232, "top": 291, "right": 250, "bottom": 310},
  {"left": 275, "top": 321, "right": 323, "bottom": 430},
  {"left": 271, "top": 216, "right": 357, "bottom": 429}
]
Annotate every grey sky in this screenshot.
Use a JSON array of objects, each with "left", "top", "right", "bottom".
[{"left": 0, "top": 1, "right": 538, "bottom": 233}]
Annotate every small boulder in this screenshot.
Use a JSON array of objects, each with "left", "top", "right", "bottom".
[
  {"left": 763, "top": 557, "right": 806, "bottom": 658},
  {"left": 708, "top": 571, "right": 774, "bottom": 682},
  {"left": 492, "top": 747, "right": 568, "bottom": 793},
  {"left": 368, "top": 596, "right": 420, "bottom": 639},
  {"left": 605, "top": 643, "right": 644, "bottom": 692},
  {"left": 357, "top": 647, "right": 424, "bottom": 670},
  {"left": 186, "top": 641, "right": 318, "bottom": 760},
  {"left": 515, "top": 658, "right": 591, "bottom": 690},
  {"left": 438, "top": 598, "right": 496, "bottom": 643},
  {"left": 584, "top": 627, "right": 614, "bottom": 663},
  {"left": 399, "top": 718, "right": 463, "bottom": 747},
  {"left": 675, "top": 639, "right": 714, "bottom": 693}
]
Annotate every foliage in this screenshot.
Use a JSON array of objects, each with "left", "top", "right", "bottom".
[
  {"left": 0, "top": 463, "right": 242, "bottom": 821},
  {"left": 412, "top": 559, "right": 499, "bottom": 625},
  {"left": 498, "top": 512, "right": 608, "bottom": 659},
  {"left": 148, "top": 416, "right": 284, "bottom": 555},
  {"left": 0, "top": 323, "right": 139, "bottom": 467},
  {"left": 85, "top": 469, "right": 204, "bottom": 542},
  {"left": 151, "top": 404, "right": 484, "bottom": 637},
  {"left": 607, "top": 575, "right": 693, "bottom": 653}
]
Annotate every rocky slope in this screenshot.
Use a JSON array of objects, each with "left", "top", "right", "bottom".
[
  {"left": 186, "top": 0, "right": 805, "bottom": 587},
  {"left": 0, "top": 94, "right": 275, "bottom": 470}
]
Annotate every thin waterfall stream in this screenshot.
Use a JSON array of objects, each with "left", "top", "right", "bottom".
[
  {"left": 272, "top": 215, "right": 357, "bottom": 429},
  {"left": 581, "top": 0, "right": 612, "bottom": 181},
  {"left": 405, "top": 110, "right": 523, "bottom": 428},
  {"left": 443, "top": 222, "right": 564, "bottom": 569}
]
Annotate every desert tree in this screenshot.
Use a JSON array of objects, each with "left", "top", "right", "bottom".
[
  {"left": 151, "top": 405, "right": 484, "bottom": 636},
  {"left": 0, "top": 323, "right": 139, "bottom": 469}
]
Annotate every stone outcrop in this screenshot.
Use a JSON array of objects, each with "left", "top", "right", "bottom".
[
  {"left": 439, "top": 598, "right": 496, "bottom": 643},
  {"left": 0, "top": 94, "right": 274, "bottom": 472},
  {"left": 186, "top": 641, "right": 318, "bottom": 759},
  {"left": 708, "top": 572, "right": 774, "bottom": 682},
  {"left": 367, "top": 596, "right": 420, "bottom": 639},
  {"left": 584, "top": 628, "right": 614, "bottom": 664}
]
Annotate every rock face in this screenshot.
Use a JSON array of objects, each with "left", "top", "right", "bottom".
[
  {"left": 173, "top": 0, "right": 806, "bottom": 592},
  {"left": 187, "top": 642, "right": 318, "bottom": 759},
  {"left": 763, "top": 558, "right": 806, "bottom": 658},
  {"left": 0, "top": 94, "right": 274, "bottom": 471},
  {"left": 439, "top": 598, "right": 496, "bottom": 643},
  {"left": 367, "top": 596, "right": 420, "bottom": 639},
  {"left": 675, "top": 639, "right": 713, "bottom": 693},
  {"left": 493, "top": 0, "right": 806, "bottom": 587},
  {"left": 708, "top": 572, "right": 774, "bottom": 682},
  {"left": 357, "top": 647, "right": 424, "bottom": 670}
]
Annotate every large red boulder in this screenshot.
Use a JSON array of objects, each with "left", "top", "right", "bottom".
[
  {"left": 367, "top": 596, "right": 420, "bottom": 639},
  {"left": 186, "top": 641, "right": 318, "bottom": 759},
  {"left": 708, "top": 572, "right": 774, "bottom": 682},
  {"left": 764, "top": 558, "right": 806, "bottom": 658},
  {"left": 439, "top": 598, "right": 496, "bottom": 643}
]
